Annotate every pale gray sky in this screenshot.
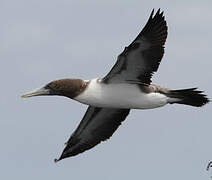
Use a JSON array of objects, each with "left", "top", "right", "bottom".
[{"left": 1, "top": 0, "right": 212, "bottom": 179}]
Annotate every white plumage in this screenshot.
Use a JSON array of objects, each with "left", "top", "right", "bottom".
[{"left": 75, "top": 78, "right": 168, "bottom": 109}]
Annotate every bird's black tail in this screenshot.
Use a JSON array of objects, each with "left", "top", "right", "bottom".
[{"left": 167, "top": 88, "right": 209, "bottom": 107}]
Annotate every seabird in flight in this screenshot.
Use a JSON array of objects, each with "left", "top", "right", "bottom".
[{"left": 22, "top": 9, "right": 209, "bottom": 162}]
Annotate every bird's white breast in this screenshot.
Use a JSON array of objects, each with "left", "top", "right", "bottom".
[{"left": 74, "top": 78, "right": 168, "bottom": 109}]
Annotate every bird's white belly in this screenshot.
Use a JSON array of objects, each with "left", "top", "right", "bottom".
[{"left": 75, "top": 79, "right": 168, "bottom": 109}]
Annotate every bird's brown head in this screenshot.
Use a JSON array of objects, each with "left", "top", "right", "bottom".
[{"left": 21, "top": 79, "right": 88, "bottom": 99}]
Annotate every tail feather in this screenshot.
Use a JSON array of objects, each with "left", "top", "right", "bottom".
[{"left": 167, "top": 88, "right": 209, "bottom": 107}]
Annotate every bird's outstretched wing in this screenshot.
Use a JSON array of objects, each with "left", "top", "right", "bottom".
[
  {"left": 103, "top": 9, "right": 168, "bottom": 85},
  {"left": 55, "top": 106, "right": 130, "bottom": 161}
]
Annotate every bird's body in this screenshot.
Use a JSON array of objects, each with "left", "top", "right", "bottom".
[
  {"left": 75, "top": 78, "right": 168, "bottom": 109},
  {"left": 22, "top": 9, "right": 209, "bottom": 162}
]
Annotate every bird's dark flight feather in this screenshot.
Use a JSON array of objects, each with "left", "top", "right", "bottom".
[
  {"left": 55, "top": 106, "right": 130, "bottom": 161},
  {"left": 103, "top": 9, "right": 168, "bottom": 84}
]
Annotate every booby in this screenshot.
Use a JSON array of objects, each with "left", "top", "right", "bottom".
[{"left": 22, "top": 9, "right": 209, "bottom": 162}]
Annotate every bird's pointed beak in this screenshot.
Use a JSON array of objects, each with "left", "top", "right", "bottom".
[{"left": 21, "top": 87, "right": 50, "bottom": 98}]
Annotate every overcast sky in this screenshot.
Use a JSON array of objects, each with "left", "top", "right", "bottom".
[{"left": 1, "top": 0, "right": 212, "bottom": 179}]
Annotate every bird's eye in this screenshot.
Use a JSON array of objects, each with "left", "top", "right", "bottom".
[{"left": 45, "top": 84, "right": 53, "bottom": 90}]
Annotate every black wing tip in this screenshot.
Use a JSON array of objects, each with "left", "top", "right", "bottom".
[
  {"left": 150, "top": 8, "right": 164, "bottom": 17},
  {"left": 54, "top": 147, "right": 70, "bottom": 162},
  {"left": 54, "top": 153, "right": 66, "bottom": 163},
  {"left": 54, "top": 153, "right": 67, "bottom": 163},
  {"left": 54, "top": 158, "right": 60, "bottom": 163},
  {"left": 148, "top": 9, "right": 166, "bottom": 26},
  {"left": 154, "top": 9, "right": 165, "bottom": 22},
  {"left": 150, "top": 9, "right": 154, "bottom": 18},
  {"left": 149, "top": 9, "right": 163, "bottom": 20},
  {"left": 156, "top": 8, "right": 160, "bottom": 15},
  {"left": 142, "top": 8, "right": 167, "bottom": 45}
]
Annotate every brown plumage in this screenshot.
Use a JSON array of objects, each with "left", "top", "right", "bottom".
[{"left": 45, "top": 79, "right": 89, "bottom": 99}]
